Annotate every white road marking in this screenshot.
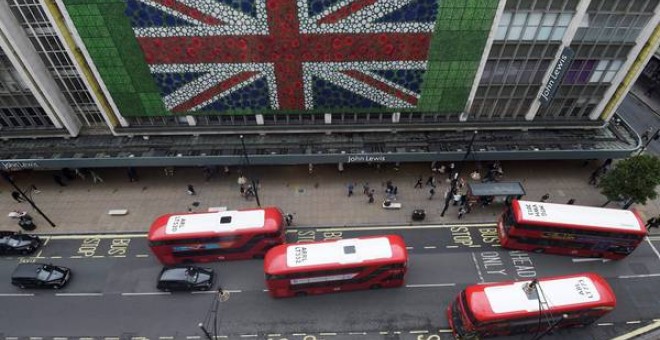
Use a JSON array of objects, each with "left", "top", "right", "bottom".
[
  {"left": 55, "top": 293, "right": 103, "bottom": 297},
  {"left": 571, "top": 258, "right": 610, "bottom": 263},
  {"left": 626, "top": 321, "right": 641, "bottom": 324},
  {"left": 50, "top": 256, "right": 62, "bottom": 259},
  {"left": 409, "top": 330, "right": 429, "bottom": 334},
  {"left": 646, "top": 237, "right": 660, "bottom": 261},
  {"left": 348, "top": 332, "right": 366, "bottom": 335},
  {"left": 92, "top": 256, "right": 105, "bottom": 258},
  {"left": 320, "top": 332, "right": 337, "bottom": 336},
  {"left": 406, "top": 247, "right": 414, "bottom": 250},
  {"left": 0, "top": 293, "right": 34, "bottom": 297},
  {"left": 48, "top": 234, "right": 148, "bottom": 239},
  {"left": 406, "top": 283, "right": 456, "bottom": 288},
  {"left": 186, "top": 337, "right": 201, "bottom": 339},
  {"left": 618, "top": 273, "right": 660, "bottom": 279},
  {"left": 159, "top": 337, "right": 174, "bottom": 340},
  {"left": 597, "top": 323, "right": 614, "bottom": 326},
  {"left": 439, "top": 329, "right": 453, "bottom": 333},
  {"left": 239, "top": 335, "right": 258, "bottom": 338},
  {"left": 446, "top": 245, "right": 459, "bottom": 248},
  {"left": 423, "top": 246, "right": 436, "bottom": 249},
  {"left": 136, "top": 254, "right": 150, "bottom": 257},
  {"left": 311, "top": 223, "right": 497, "bottom": 232},
  {"left": 121, "top": 292, "right": 171, "bottom": 296},
  {"left": 471, "top": 252, "right": 485, "bottom": 283}
]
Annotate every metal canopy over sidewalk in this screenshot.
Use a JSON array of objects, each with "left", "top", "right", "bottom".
[{"left": 0, "top": 118, "right": 640, "bottom": 171}]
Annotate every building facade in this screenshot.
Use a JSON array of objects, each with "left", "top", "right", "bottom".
[{"left": 0, "top": 0, "right": 658, "bottom": 168}]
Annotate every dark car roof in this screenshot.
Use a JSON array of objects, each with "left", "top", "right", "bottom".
[
  {"left": 160, "top": 268, "right": 190, "bottom": 281},
  {"left": 12, "top": 263, "right": 63, "bottom": 279}
]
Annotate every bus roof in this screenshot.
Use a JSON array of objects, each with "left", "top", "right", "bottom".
[
  {"left": 512, "top": 200, "right": 645, "bottom": 233},
  {"left": 264, "top": 235, "right": 407, "bottom": 275},
  {"left": 148, "top": 207, "right": 282, "bottom": 241},
  {"left": 465, "top": 273, "right": 616, "bottom": 322}
]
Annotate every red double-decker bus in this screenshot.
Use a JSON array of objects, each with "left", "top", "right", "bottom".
[
  {"left": 148, "top": 207, "right": 285, "bottom": 265},
  {"left": 498, "top": 200, "right": 646, "bottom": 259},
  {"left": 264, "top": 235, "right": 408, "bottom": 298},
  {"left": 447, "top": 272, "right": 616, "bottom": 339}
]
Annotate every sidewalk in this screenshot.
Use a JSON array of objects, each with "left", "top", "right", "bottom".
[{"left": 1, "top": 160, "right": 658, "bottom": 234}]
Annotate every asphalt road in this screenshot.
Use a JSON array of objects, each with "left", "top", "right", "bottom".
[
  {"left": 0, "top": 227, "right": 659, "bottom": 339},
  {"left": 617, "top": 94, "right": 660, "bottom": 156}
]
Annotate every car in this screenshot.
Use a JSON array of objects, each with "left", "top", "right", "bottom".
[
  {"left": 0, "top": 232, "right": 41, "bottom": 255},
  {"left": 157, "top": 266, "right": 214, "bottom": 291},
  {"left": 11, "top": 263, "right": 71, "bottom": 289}
]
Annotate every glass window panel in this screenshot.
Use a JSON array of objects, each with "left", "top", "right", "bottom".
[
  {"left": 508, "top": 26, "right": 522, "bottom": 40},
  {"left": 595, "top": 60, "right": 609, "bottom": 71},
  {"left": 609, "top": 60, "right": 622, "bottom": 71},
  {"left": 542, "top": 13, "right": 557, "bottom": 25},
  {"left": 537, "top": 27, "right": 552, "bottom": 39},
  {"left": 528, "top": 12, "right": 542, "bottom": 26},
  {"left": 500, "top": 12, "right": 512, "bottom": 26},
  {"left": 558, "top": 13, "right": 572, "bottom": 26},
  {"left": 513, "top": 13, "right": 527, "bottom": 25},
  {"left": 551, "top": 27, "right": 565, "bottom": 40},
  {"left": 590, "top": 70, "right": 603, "bottom": 82},
  {"left": 603, "top": 71, "right": 616, "bottom": 82},
  {"left": 495, "top": 26, "right": 507, "bottom": 40},
  {"left": 523, "top": 26, "right": 537, "bottom": 40}
]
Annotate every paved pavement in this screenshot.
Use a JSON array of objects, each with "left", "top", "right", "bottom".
[
  {"left": 1, "top": 159, "right": 658, "bottom": 235},
  {"left": 0, "top": 82, "right": 658, "bottom": 235}
]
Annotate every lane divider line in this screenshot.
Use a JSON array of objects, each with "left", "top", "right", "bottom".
[
  {"left": 423, "top": 246, "right": 436, "bottom": 249},
  {"left": 320, "top": 333, "right": 337, "bottom": 336},
  {"left": 121, "top": 292, "right": 171, "bottom": 296},
  {"left": 48, "top": 234, "right": 148, "bottom": 240},
  {"left": 410, "top": 330, "right": 429, "bottom": 334},
  {"left": 239, "top": 335, "right": 258, "bottom": 338},
  {"left": 618, "top": 273, "right": 660, "bottom": 279},
  {"left": 136, "top": 254, "right": 150, "bottom": 257},
  {"left": 56, "top": 292, "right": 104, "bottom": 297},
  {"left": 645, "top": 237, "right": 660, "bottom": 262},
  {"left": 0, "top": 293, "right": 35, "bottom": 297},
  {"left": 406, "top": 283, "right": 456, "bottom": 288},
  {"left": 598, "top": 323, "right": 614, "bottom": 326},
  {"left": 314, "top": 223, "right": 497, "bottom": 232}
]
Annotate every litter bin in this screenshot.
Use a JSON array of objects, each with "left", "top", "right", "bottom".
[
  {"left": 412, "top": 209, "right": 426, "bottom": 221},
  {"left": 18, "top": 216, "right": 36, "bottom": 231}
]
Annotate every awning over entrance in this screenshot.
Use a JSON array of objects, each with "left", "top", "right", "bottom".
[{"left": 467, "top": 181, "right": 526, "bottom": 197}]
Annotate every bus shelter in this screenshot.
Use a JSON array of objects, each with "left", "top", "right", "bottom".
[{"left": 467, "top": 181, "right": 526, "bottom": 206}]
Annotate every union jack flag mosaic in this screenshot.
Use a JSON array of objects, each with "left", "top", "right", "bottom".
[{"left": 125, "top": 0, "right": 439, "bottom": 113}]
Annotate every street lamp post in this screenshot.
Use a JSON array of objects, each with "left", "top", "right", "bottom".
[
  {"left": 239, "top": 135, "right": 261, "bottom": 207},
  {"left": 1, "top": 171, "right": 56, "bottom": 227}
]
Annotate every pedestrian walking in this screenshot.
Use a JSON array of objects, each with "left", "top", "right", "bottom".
[
  {"left": 347, "top": 183, "right": 354, "bottom": 197},
  {"left": 566, "top": 198, "right": 576, "bottom": 205},
  {"left": 367, "top": 190, "right": 375, "bottom": 203},
  {"left": 646, "top": 217, "right": 660, "bottom": 231},
  {"left": 426, "top": 175, "right": 436, "bottom": 188},
  {"left": 338, "top": 162, "right": 344, "bottom": 174},
  {"left": 127, "top": 167, "right": 138, "bottom": 182},
  {"left": 74, "top": 168, "right": 86, "bottom": 180},
  {"left": 414, "top": 176, "right": 423, "bottom": 189},
  {"left": 363, "top": 182, "right": 370, "bottom": 195},
  {"left": 11, "top": 191, "right": 24, "bottom": 203},
  {"left": 588, "top": 170, "right": 599, "bottom": 185},
  {"left": 429, "top": 188, "right": 435, "bottom": 200},
  {"left": 52, "top": 174, "right": 66, "bottom": 187},
  {"left": 447, "top": 163, "right": 455, "bottom": 182},
  {"left": 187, "top": 184, "right": 196, "bottom": 195},
  {"left": 285, "top": 213, "right": 294, "bottom": 226},
  {"left": 239, "top": 184, "right": 245, "bottom": 197},
  {"left": 90, "top": 171, "right": 103, "bottom": 183},
  {"left": 540, "top": 193, "right": 550, "bottom": 202}
]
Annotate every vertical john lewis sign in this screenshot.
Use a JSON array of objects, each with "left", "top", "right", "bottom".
[{"left": 539, "top": 47, "right": 575, "bottom": 107}]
